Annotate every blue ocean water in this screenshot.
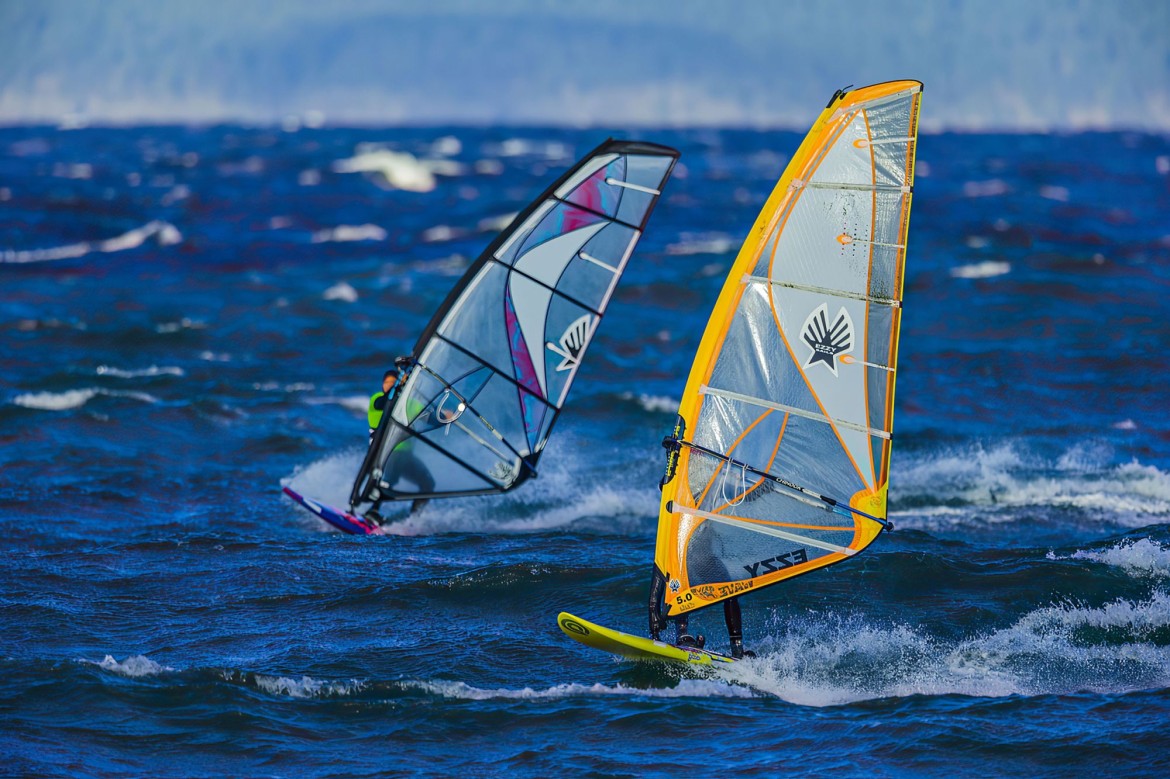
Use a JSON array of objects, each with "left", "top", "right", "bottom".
[{"left": 2, "top": 124, "right": 1170, "bottom": 778}]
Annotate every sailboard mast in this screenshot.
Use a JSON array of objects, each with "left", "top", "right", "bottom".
[
  {"left": 352, "top": 139, "right": 680, "bottom": 510},
  {"left": 653, "top": 81, "right": 922, "bottom": 619}
]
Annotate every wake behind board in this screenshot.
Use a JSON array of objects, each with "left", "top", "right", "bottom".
[
  {"left": 557, "top": 612, "right": 736, "bottom": 666},
  {"left": 282, "top": 486, "right": 383, "bottom": 535}
]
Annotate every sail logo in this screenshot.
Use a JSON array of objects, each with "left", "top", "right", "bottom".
[
  {"left": 547, "top": 314, "right": 594, "bottom": 372},
  {"left": 801, "top": 304, "right": 853, "bottom": 376}
]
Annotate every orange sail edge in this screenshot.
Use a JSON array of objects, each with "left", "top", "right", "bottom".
[
  {"left": 652, "top": 79, "right": 921, "bottom": 621},
  {"left": 849, "top": 483, "right": 889, "bottom": 550}
]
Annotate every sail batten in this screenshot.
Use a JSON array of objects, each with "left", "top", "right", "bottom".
[
  {"left": 653, "top": 82, "right": 921, "bottom": 616},
  {"left": 745, "top": 276, "right": 903, "bottom": 308},
  {"left": 698, "top": 385, "right": 893, "bottom": 439},
  {"left": 352, "top": 139, "right": 679, "bottom": 507}
]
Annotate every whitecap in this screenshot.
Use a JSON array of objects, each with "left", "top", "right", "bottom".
[
  {"left": 255, "top": 674, "right": 366, "bottom": 699},
  {"left": 87, "top": 654, "right": 173, "bottom": 677},
  {"left": 323, "top": 281, "right": 359, "bottom": 302},
  {"left": 962, "top": 179, "right": 1010, "bottom": 197},
  {"left": 1065, "top": 538, "right": 1170, "bottom": 579},
  {"left": 715, "top": 594, "right": 1170, "bottom": 705},
  {"left": 1, "top": 220, "right": 182, "bottom": 264},
  {"left": 311, "top": 224, "right": 387, "bottom": 243},
  {"left": 96, "top": 365, "right": 185, "bottom": 379},
  {"left": 618, "top": 392, "right": 679, "bottom": 414},
  {"left": 410, "top": 679, "right": 754, "bottom": 701},
  {"left": 332, "top": 148, "right": 437, "bottom": 192},
  {"left": 13, "top": 389, "right": 99, "bottom": 411},
  {"left": 13, "top": 388, "right": 159, "bottom": 411},
  {"left": 950, "top": 260, "right": 1011, "bottom": 279},
  {"left": 666, "top": 233, "right": 736, "bottom": 256}
]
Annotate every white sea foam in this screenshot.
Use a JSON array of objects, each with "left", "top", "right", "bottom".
[
  {"left": 412, "top": 679, "right": 754, "bottom": 701},
  {"left": 311, "top": 224, "right": 387, "bottom": 243},
  {"left": 3, "top": 219, "right": 184, "bottom": 264},
  {"left": 962, "top": 179, "right": 1011, "bottom": 197},
  {"left": 332, "top": 148, "right": 445, "bottom": 192},
  {"left": 487, "top": 139, "right": 570, "bottom": 161},
  {"left": 323, "top": 281, "right": 359, "bottom": 302},
  {"left": 12, "top": 388, "right": 158, "bottom": 410},
  {"left": 665, "top": 233, "right": 736, "bottom": 256},
  {"left": 618, "top": 392, "right": 679, "bottom": 414},
  {"left": 87, "top": 654, "right": 173, "bottom": 677},
  {"left": 421, "top": 224, "right": 467, "bottom": 243},
  {"left": 951, "top": 260, "right": 1011, "bottom": 278},
  {"left": 96, "top": 365, "right": 185, "bottom": 379},
  {"left": 718, "top": 592, "right": 1170, "bottom": 704},
  {"left": 892, "top": 443, "right": 1170, "bottom": 530},
  {"left": 155, "top": 317, "right": 206, "bottom": 333},
  {"left": 255, "top": 674, "right": 366, "bottom": 699},
  {"left": 1060, "top": 538, "right": 1170, "bottom": 579}
]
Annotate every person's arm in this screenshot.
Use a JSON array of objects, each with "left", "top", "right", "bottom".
[{"left": 373, "top": 393, "right": 389, "bottom": 411}]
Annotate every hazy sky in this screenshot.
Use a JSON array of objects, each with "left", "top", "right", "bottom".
[{"left": 2, "top": 0, "right": 1168, "bottom": 129}]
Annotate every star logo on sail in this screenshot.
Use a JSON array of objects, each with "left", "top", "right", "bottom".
[
  {"left": 801, "top": 303, "right": 854, "bottom": 376},
  {"left": 546, "top": 314, "right": 594, "bottom": 372}
]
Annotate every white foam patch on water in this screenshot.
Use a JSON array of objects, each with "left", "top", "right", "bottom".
[
  {"left": 412, "top": 678, "right": 754, "bottom": 700},
  {"left": 323, "top": 281, "right": 359, "bottom": 302},
  {"left": 2, "top": 220, "right": 181, "bottom": 264},
  {"left": 719, "top": 593, "right": 1170, "bottom": 705},
  {"left": 332, "top": 148, "right": 445, "bottom": 192},
  {"left": 255, "top": 674, "right": 366, "bottom": 699},
  {"left": 96, "top": 365, "right": 185, "bottom": 378},
  {"left": 12, "top": 388, "right": 160, "bottom": 411},
  {"left": 951, "top": 260, "right": 1011, "bottom": 279},
  {"left": 312, "top": 225, "right": 387, "bottom": 244},
  {"left": 85, "top": 654, "right": 173, "bottom": 677},
  {"left": 665, "top": 233, "right": 737, "bottom": 256},
  {"left": 892, "top": 442, "right": 1170, "bottom": 529},
  {"left": 1059, "top": 538, "right": 1170, "bottom": 579},
  {"left": 618, "top": 392, "right": 679, "bottom": 414}
]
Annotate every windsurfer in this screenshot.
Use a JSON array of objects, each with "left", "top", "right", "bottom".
[{"left": 363, "top": 364, "right": 433, "bottom": 523}]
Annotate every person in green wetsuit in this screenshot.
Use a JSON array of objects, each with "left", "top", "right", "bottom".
[
  {"left": 368, "top": 369, "right": 399, "bottom": 444},
  {"left": 364, "top": 366, "right": 434, "bottom": 523}
]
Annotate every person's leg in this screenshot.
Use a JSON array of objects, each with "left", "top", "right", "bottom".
[
  {"left": 675, "top": 613, "right": 705, "bottom": 648},
  {"left": 724, "top": 597, "right": 754, "bottom": 658}
]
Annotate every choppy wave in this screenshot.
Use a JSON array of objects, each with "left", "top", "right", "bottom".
[
  {"left": 84, "top": 654, "right": 174, "bottom": 677},
  {"left": 1056, "top": 538, "right": 1170, "bottom": 579},
  {"left": 13, "top": 388, "right": 159, "bottom": 411},
  {"left": 412, "top": 679, "right": 755, "bottom": 700},
  {"left": 893, "top": 443, "right": 1170, "bottom": 529},
  {"left": 96, "top": 365, "right": 185, "bottom": 379},
  {"left": 311, "top": 224, "right": 387, "bottom": 243},
  {"left": 723, "top": 591, "right": 1170, "bottom": 705},
  {"left": 951, "top": 260, "right": 1011, "bottom": 279},
  {"left": 322, "top": 281, "right": 359, "bottom": 302},
  {"left": 254, "top": 674, "right": 367, "bottom": 699},
  {"left": 331, "top": 146, "right": 463, "bottom": 192},
  {"left": 1, "top": 220, "right": 181, "bottom": 264},
  {"left": 617, "top": 392, "right": 679, "bottom": 414}
]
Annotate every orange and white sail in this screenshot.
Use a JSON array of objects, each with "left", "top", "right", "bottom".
[{"left": 655, "top": 81, "right": 922, "bottom": 616}]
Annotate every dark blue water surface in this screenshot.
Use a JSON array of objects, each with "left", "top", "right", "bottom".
[{"left": 3, "top": 125, "right": 1170, "bottom": 778}]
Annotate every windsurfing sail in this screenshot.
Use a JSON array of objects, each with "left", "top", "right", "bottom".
[
  {"left": 352, "top": 139, "right": 680, "bottom": 508},
  {"left": 653, "top": 81, "right": 922, "bottom": 618}
]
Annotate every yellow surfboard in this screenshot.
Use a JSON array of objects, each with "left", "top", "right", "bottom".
[{"left": 557, "top": 612, "right": 737, "bottom": 666}]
